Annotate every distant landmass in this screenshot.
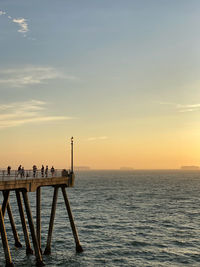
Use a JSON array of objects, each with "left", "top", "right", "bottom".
[
  {"left": 181, "top": 166, "right": 199, "bottom": 170},
  {"left": 74, "top": 166, "right": 90, "bottom": 171},
  {"left": 120, "top": 167, "right": 134, "bottom": 170}
]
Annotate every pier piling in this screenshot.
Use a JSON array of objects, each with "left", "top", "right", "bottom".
[
  {"left": 61, "top": 186, "right": 83, "bottom": 253},
  {"left": 22, "top": 190, "right": 44, "bottom": 266},
  {"left": 44, "top": 186, "right": 59, "bottom": 255},
  {"left": 36, "top": 187, "right": 42, "bottom": 253},
  {"left": 2, "top": 191, "right": 10, "bottom": 216},
  {"left": 15, "top": 190, "right": 33, "bottom": 255},
  {"left": 7, "top": 202, "right": 22, "bottom": 248},
  {"left": 0, "top": 206, "right": 14, "bottom": 267},
  {"left": 2, "top": 191, "right": 22, "bottom": 247}
]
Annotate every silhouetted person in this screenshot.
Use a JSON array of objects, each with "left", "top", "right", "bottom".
[
  {"left": 18, "top": 165, "right": 22, "bottom": 176},
  {"left": 7, "top": 166, "right": 11, "bottom": 176},
  {"left": 45, "top": 166, "right": 48, "bottom": 177},
  {"left": 51, "top": 166, "right": 55, "bottom": 177},
  {"left": 33, "top": 165, "right": 37, "bottom": 177},
  {"left": 41, "top": 165, "right": 44, "bottom": 177},
  {"left": 21, "top": 167, "right": 25, "bottom": 178},
  {"left": 62, "top": 169, "right": 68, "bottom": 177}
]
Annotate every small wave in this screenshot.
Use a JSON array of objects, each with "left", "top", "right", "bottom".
[
  {"left": 172, "top": 240, "right": 194, "bottom": 247},
  {"left": 131, "top": 240, "right": 150, "bottom": 247}
]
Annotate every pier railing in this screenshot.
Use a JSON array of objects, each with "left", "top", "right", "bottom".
[{"left": 0, "top": 169, "right": 70, "bottom": 181}]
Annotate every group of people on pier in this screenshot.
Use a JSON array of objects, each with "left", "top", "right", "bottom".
[
  {"left": 32, "top": 165, "right": 55, "bottom": 177},
  {"left": 17, "top": 165, "right": 25, "bottom": 177},
  {"left": 6, "top": 165, "right": 56, "bottom": 178}
]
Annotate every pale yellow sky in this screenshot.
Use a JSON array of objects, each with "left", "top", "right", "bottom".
[{"left": 0, "top": 113, "right": 199, "bottom": 170}]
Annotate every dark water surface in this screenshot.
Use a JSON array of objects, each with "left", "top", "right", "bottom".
[{"left": 0, "top": 170, "right": 200, "bottom": 266}]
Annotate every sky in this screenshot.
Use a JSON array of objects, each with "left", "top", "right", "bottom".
[{"left": 0, "top": 0, "right": 200, "bottom": 170}]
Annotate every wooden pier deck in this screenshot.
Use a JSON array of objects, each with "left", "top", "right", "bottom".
[{"left": 0, "top": 169, "right": 74, "bottom": 192}]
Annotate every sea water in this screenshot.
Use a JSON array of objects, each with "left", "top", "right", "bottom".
[{"left": 0, "top": 170, "right": 200, "bottom": 266}]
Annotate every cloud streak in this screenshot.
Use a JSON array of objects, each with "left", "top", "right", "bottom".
[
  {"left": 0, "top": 100, "right": 73, "bottom": 129},
  {"left": 159, "top": 102, "right": 200, "bottom": 113},
  {"left": 0, "top": 66, "right": 77, "bottom": 87},
  {"left": 176, "top": 104, "right": 200, "bottom": 112}
]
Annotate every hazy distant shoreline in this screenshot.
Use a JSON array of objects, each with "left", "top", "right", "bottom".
[{"left": 75, "top": 168, "right": 200, "bottom": 172}]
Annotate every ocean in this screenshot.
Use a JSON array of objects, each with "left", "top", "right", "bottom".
[{"left": 0, "top": 170, "right": 200, "bottom": 266}]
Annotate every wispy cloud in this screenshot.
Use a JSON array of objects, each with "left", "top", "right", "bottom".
[
  {"left": 0, "top": 10, "right": 6, "bottom": 16},
  {"left": 0, "top": 9, "right": 29, "bottom": 37},
  {"left": 87, "top": 136, "right": 108, "bottom": 141},
  {"left": 12, "top": 18, "right": 28, "bottom": 34},
  {"left": 0, "top": 66, "right": 77, "bottom": 87},
  {"left": 159, "top": 102, "right": 200, "bottom": 113},
  {"left": 0, "top": 100, "right": 73, "bottom": 129}
]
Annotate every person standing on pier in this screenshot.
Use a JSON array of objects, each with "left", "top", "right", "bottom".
[
  {"left": 51, "top": 166, "right": 55, "bottom": 177},
  {"left": 33, "top": 165, "right": 37, "bottom": 177},
  {"left": 41, "top": 165, "right": 44, "bottom": 177},
  {"left": 7, "top": 166, "right": 11, "bottom": 175},
  {"left": 21, "top": 167, "right": 25, "bottom": 178},
  {"left": 45, "top": 165, "right": 48, "bottom": 177},
  {"left": 17, "top": 165, "right": 21, "bottom": 176}
]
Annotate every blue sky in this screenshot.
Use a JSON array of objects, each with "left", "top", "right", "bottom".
[{"left": 0, "top": 0, "right": 200, "bottom": 169}]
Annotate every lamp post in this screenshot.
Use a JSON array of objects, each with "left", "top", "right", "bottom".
[{"left": 71, "top": 137, "right": 74, "bottom": 173}]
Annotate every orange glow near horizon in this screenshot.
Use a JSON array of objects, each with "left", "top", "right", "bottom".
[{"left": 0, "top": 122, "right": 200, "bottom": 170}]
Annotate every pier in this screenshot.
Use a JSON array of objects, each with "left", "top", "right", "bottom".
[{"left": 0, "top": 138, "right": 83, "bottom": 266}]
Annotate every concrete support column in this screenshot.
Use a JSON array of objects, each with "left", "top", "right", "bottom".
[
  {"left": 36, "top": 187, "right": 42, "bottom": 252},
  {"left": 2, "top": 191, "right": 22, "bottom": 248},
  {"left": 15, "top": 190, "right": 33, "bottom": 255},
  {"left": 0, "top": 206, "right": 14, "bottom": 267},
  {"left": 7, "top": 202, "right": 22, "bottom": 248},
  {"left": 61, "top": 187, "right": 83, "bottom": 253},
  {"left": 44, "top": 186, "right": 59, "bottom": 255},
  {"left": 22, "top": 190, "right": 44, "bottom": 267},
  {"left": 2, "top": 191, "right": 10, "bottom": 217}
]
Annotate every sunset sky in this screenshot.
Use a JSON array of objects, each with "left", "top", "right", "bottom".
[{"left": 0, "top": 0, "right": 200, "bottom": 169}]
